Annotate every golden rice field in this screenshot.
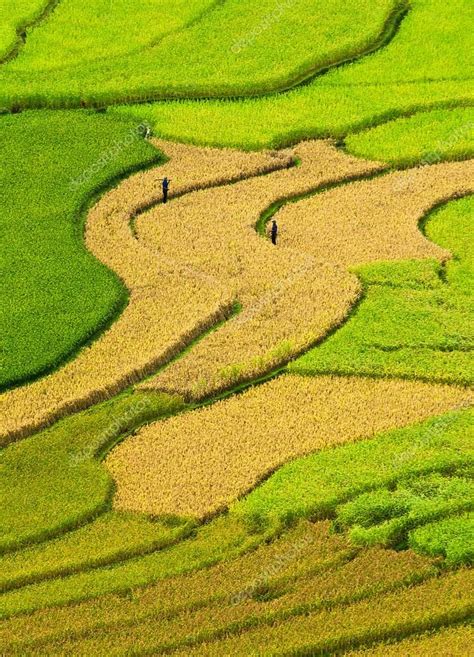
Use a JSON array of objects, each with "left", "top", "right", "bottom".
[
  {"left": 139, "top": 156, "right": 473, "bottom": 400},
  {"left": 0, "top": 139, "right": 383, "bottom": 443},
  {"left": 106, "top": 374, "right": 471, "bottom": 518},
  {"left": 2, "top": 2, "right": 473, "bottom": 654}
]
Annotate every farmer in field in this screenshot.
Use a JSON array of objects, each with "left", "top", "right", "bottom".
[
  {"left": 271, "top": 219, "right": 278, "bottom": 245},
  {"left": 162, "top": 177, "right": 170, "bottom": 204}
]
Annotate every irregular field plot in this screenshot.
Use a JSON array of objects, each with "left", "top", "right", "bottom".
[
  {"left": 0, "top": 139, "right": 378, "bottom": 442},
  {"left": 0, "top": 110, "right": 160, "bottom": 392},
  {"left": 0, "top": 0, "right": 399, "bottom": 106},
  {"left": 345, "top": 107, "right": 474, "bottom": 166},
  {"left": 106, "top": 374, "right": 469, "bottom": 518},
  {"left": 290, "top": 195, "right": 474, "bottom": 385},
  {"left": 143, "top": 158, "right": 473, "bottom": 399},
  {"left": 0, "top": 405, "right": 471, "bottom": 619}
]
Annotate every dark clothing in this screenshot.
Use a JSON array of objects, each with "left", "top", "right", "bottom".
[
  {"left": 162, "top": 179, "right": 169, "bottom": 204},
  {"left": 271, "top": 222, "right": 278, "bottom": 245}
]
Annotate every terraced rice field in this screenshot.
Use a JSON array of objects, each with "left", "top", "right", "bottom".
[{"left": 0, "top": 0, "right": 472, "bottom": 655}]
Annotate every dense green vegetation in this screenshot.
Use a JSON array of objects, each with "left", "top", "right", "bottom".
[
  {"left": 0, "top": 390, "right": 183, "bottom": 552},
  {"left": 9, "top": 0, "right": 215, "bottom": 70},
  {"left": 345, "top": 107, "right": 474, "bottom": 166},
  {"left": 0, "top": 110, "right": 161, "bottom": 390},
  {"left": 290, "top": 196, "right": 474, "bottom": 386},
  {"left": 0, "top": 0, "right": 399, "bottom": 109},
  {"left": 0, "top": 0, "right": 472, "bottom": 652},
  {"left": 113, "top": 0, "right": 474, "bottom": 149},
  {"left": 0, "top": 0, "right": 49, "bottom": 60},
  {"left": 334, "top": 471, "right": 474, "bottom": 551},
  {"left": 409, "top": 512, "right": 474, "bottom": 565}
]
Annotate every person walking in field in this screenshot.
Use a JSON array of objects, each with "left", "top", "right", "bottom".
[
  {"left": 271, "top": 219, "right": 278, "bottom": 245},
  {"left": 162, "top": 177, "right": 170, "bottom": 204}
]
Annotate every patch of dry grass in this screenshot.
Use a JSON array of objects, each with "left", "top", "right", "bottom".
[{"left": 106, "top": 374, "right": 470, "bottom": 518}]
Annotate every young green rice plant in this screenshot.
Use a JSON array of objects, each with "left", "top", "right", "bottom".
[
  {"left": 111, "top": 1, "right": 474, "bottom": 150},
  {"left": 290, "top": 195, "right": 474, "bottom": 386},
  {"left": 345, "top": 107, "right": 474, "bottom": 167},
  {"left": 409, "top": 512, "right": 474, "bottom": 566},
  {"left": 0, "top": 109, "right": 160, "bottom": 394},
  {"left": 0, "top": 390, "right": 184, "bottom": 554},
  {"left": 0, "top": 0, "right": 399, "bottom": 108},
  {"left": 0, "top": 406, "right": 471, "bottom": 619},
  {"left": 334, "top": 472, "right": 474, "bottom": 550},
  {"left": 0, "top": 0, "right": 50, "bottom": 60},
  {"left": 0, "top": 511, "right": 191, "bottom": 594}
]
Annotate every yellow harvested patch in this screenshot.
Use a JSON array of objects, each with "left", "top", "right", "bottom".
[
  {"left": 106, "top": 374, "right": 471, "bottom": 518},
  {"left": 0, "top": 139, "right": 378, "bottom": 443},
  {"left": 139, "top": 157, "right": 473, "bottom": 401},
  {"left": 277, "top": 159, "right": 474, "bottom": 267}
]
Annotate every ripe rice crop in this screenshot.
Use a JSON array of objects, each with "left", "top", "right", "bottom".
[
  {"left": 0, "top": 521, "right": 350, "bottom": 649},
  {"left": 138, "top": 139, "right": 382, "bottom": 399},
  {"left": 276, "top": 159, "right": 474, "bottom": 268},
  {"left": 0, "top": 408, "right": 470, "bottom": 619},
  {"left": 0, "top": 139, "right": 292, "bottom": 444},
  {"left": 106, "top": 374, "right": 468, "bottom": 518},
  {"left": 342, "top": 624, "right": 474, "bottom": 656},
  {"left": 290, "top": 194, "right": 474, "bottom": 386},
  {"left": 5, "top": 539, "right": 434, "bottom": 655},
  {"left": 177, "top": 569, "right": 473, "bottom": 656},
  {"left": 140, "top": 157, "right": 472, "bottom": 400}
]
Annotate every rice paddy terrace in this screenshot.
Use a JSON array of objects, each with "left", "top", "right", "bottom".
[{"left": 0, "top": 0, "right": 473, "bottom": 654}]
